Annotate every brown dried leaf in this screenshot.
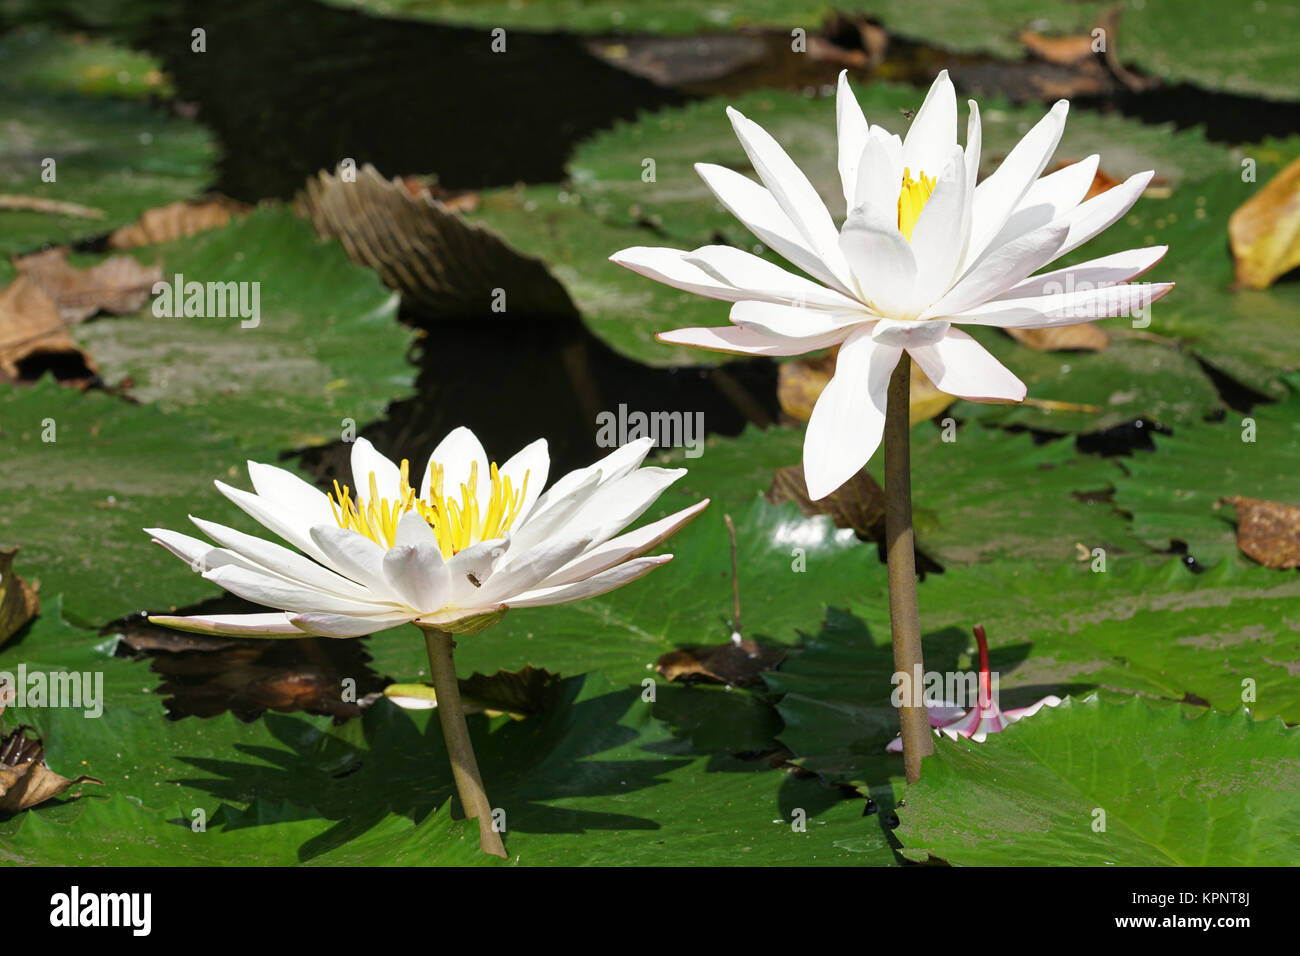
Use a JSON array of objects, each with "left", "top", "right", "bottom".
[
  {"left": 298, "top": 163, "right": 575, "bottom": 318},
  {"left": 107, "top": 196, "right": 250, "bottom": 249},
  {"left": 656, "top": 638, "right": 786, "bottom": 687},
  {"left": 1007, "top": 322, "right": 1110, "bottom": 352},
  {"left": 0, "top": 726, "right": 101, "bottom": 813},
  {"left": 15, "top": 248, "right": 161, "bottom": 323},
  {"left": 0, "top": 276, "right": 97, "bottom": 384},
  {"left": 1020, "top": 31, "right": 1096, "bottom": 66},
  {"left": 1221, "top": 496, "right": 1300, "bottom": 568},
  {"left": 778, "top": 347, "right": 954, "bottom": 425},
  {"left": 0, "top": 548, "right": 40, "bottom": 649},
  {"left": 1229, "top": 154, "right": 1300, "bottom": 290},
  {"left": 768, "top": 463, "right": 885, "bottom": 541}
]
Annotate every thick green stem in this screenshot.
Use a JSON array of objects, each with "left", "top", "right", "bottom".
[
  {"left": 883, "top": 353, "right": 933, "bottom": 783},
  {"left": 420, "top": 625, "right": 507, "bottom": 858}
]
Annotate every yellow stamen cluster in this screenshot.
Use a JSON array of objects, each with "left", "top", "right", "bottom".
[
  {"left": 897, "top": 167, "right": 936, "bottom": 242},
  {"left": 329, "top": 458, "right": 529, "bottom": 560}
]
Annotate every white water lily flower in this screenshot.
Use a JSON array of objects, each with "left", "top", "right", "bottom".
[
  {"left": 611, "top": 70, "right": 1174, "bottom": 499},
  {"left": 146, "top": 430, "right": 707, "bottom": 638}
]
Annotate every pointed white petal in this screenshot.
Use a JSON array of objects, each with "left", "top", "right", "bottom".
[
  {"left": 996, "top": 246, "right": 1168, "bottom": 300},
  {"left": 986, "top": 154, "right": 1099, "bottom": 252},
  {"left": 909, "top": 146, "right": 970, "bottom": 297},
  {"left": 214, "top": 480, "right": 336, "bottom": 568},
  {"left": 1056, "top": 170, "right": 1154, "bottom": 257},
  {"left": 951, "top": 281, "right": 1174, "bottom": 329},
  {"left": 694, "top": 162, "right": 856, "bottom": 295},
  {"left": 189, "top": 516, "right": 371, "bottom": 599},
  {"left": 803, "top": 326, "right": 901, "bottom": 500},
  {"left": 382, "top": 542, "right": 450, "bottom": 613},
  {"left": 729, "top": 300, "right": 868, "bottom": 340},
  {"left": 506, "top": 555, "right": 672, "bottom": 609},
  {"left": 290, "top": 610, "right": 415, "bottom": 638},
  {"left": 500, "top": 437, "right": 549, "bottom": 524},
  {"left": 608, "top": 246, "right": 751, "bottom": 302},
  {"left": 656, "top": 324, "right": 848, "bottom": 357},
  {"left": 924, "top": 221, "right": 1069, "bottom": 318},
  {"left": 963, "top": 100, "right": 1069, "bottom": 270},
  {"left": 836, "top": 70, "right": 871, "bottom": 208},
  {"left": 907, "top": 328, "right": 1026, "bottom": 402},
  {"left": 147, "top": 611, "right": 303, "bottom": 637},
  {"left": 424, "top": 426, "right": 489, "bottom": 507},
  {"left": 539, "top": 499, "right": 710, "bottom": 589},
  {"left": 902, "top": 69, "right": 958, "bottom": 176},
  {"left": 203, "top": 564, "right": 394, "bottom": 615},
  {"left": 309, "top": 525, "right": 398, "bottom": 598},
  {"left": 684, "top": 245, "right": 863, "bottom": 311},
  {"left": 350, "top": 437, "right": 401, "bottom": 503},
  {"left": 851, "top": 126, "right": 905, "bottom": 225},
  {"left": 246, "top": 461, "right": 336, "bottom": 529},
  {"left": 839, "top": 205, "right": 917, "bottom": 317}
]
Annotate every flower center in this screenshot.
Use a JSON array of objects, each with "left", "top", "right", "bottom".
[
  {"left": 328, "top": 459, "right": 529, "bottom": 559},
  {"left": 896, "top": 167, "right": 936, "bottom": 242}
]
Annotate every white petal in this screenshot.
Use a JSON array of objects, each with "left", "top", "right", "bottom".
[
  {"left": 383, "top": 542, "right": 450, "bottom": 613},
  {"left": 475, "top": 529, "right": 597, "bottom": 604},
  {"left": 729, "top": 300, "right": 868, "bottom": 340},
  {"left": 531, "top": 466, "right": 687, "bottom": 555},
  {"left": 803, "top": 326, "right": 901, "bottom": 500},
  {"left": 309, "top": 525, "right": 399, "bottom": 598},
  {"left": 608, "top": 246, "right": 752, "bottom": 302},
  {"left": 908, "top": 145, "right": 969, "bottom": 296},
  {"left": 924, "top": 221, "right": 1068, "bottom": 318},
  {"left": 986, "top": 155, "right": 1099, "bottom": 253},
  {"left": 499, "top": 437, "right": 549, "bottom": 524},
  {"left": 963, "top": 99, "right": 982, "bottom": 198},
  {"left": 851, "top": 126, "right": 904, "bottom": 226},
  {"left": 214, "top": 480, "right": 336, "bottom": 568},
  {"left": 870, "top": 318, "right": 950, "bottom": 349},
  {"left": 538, "top": 499, "right": 709, "bottom": 589},
  {"left": 656, "top": 324, "right": 848, "bottom": 357},
  {"left": 444, "top": 537, "right": 510, "bottom": 605},
  {"left": 902, "top": 69, "right": 958, "bottom": 176},
  {"left": 836, "top": 70, "right": 871, "bottom": 208},
  {"left": 839, "top": 205, "right": 917, "bottom": 317},
  {"left": 694, "top": 162, "right": 856, "bottom": 296},
  {"left": 350, "top": 437, "right": 401, "bottom": 503},
  {"left": 726, "top": 106, "right": 852, "bottom": 287},
  {"left": 996, "top": 246, "right": 1168, "bottom": 300},
  {"left": 290, "top": 610, "right": 414, "bottom": 638},
  {"left": 907, "top": 328, "right": 1026, "bottom": 402},
  {"left": 963, "top": 100, "right": 1069, "bottom": 271},
  {"left": 424, "top": 426, "right": 489, "bottom": 508},
  {"left": 951, "top": 281, "right": 1174, "bottom": 329},
  {"left": 204, "top": 564, "right": 394, "bottom": 615},
  {"left": 147, "top": 611, "right": 302, "bottom": 637},
  {"left": 394, "top": 509, "right": 438, "bottom": 549},
  {"left": 246, "top": 461, "right": 336, "bottom": 530},
  {"left": 1056, "top": 170, "right": 1154, "bottom": 257},
  {"left": 189, "top": 516, "right": 371, "bottom": 599},
  {"left": 506, "top": 555, "right": 672, "bottom": 609},
  {"left": 684, "top": 245, "right": 863, "bottom": 311}
]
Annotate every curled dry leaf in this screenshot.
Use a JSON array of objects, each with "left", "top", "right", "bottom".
[
  {"left": 778, "top": 347, "right": 954, "bottom": 426},
  {"left": 385, "top": 665, "right": 559, "bottom": 719},
  {"left": 107, "top": 196, "right": 250, "bottom": 249},
  {"left": 656, "top": 639, "right": 786, "bottom": 687},
  {"left": 0, "top": 548, "right": 40, "bottom": 649},
  {"left": 15, "top": 248, "right": 161, "bottom": 323},
  {"left": 0, "top": 277, "right": 97, "bottom": 384},
  {"left": 0, "top": 725, "right": 102, "bottom": 813},
  {"left": 1229, "top": 154, "right": 1300, "bottom": 290},
  {"left": 1220, "top": 496, "right": 1300, "bottom": 568},
  {"left": 298, "top": 163, "right": 575, "bottom": 318},
  {"left": 768, "top": 462, "right": 885, "bottom": 541}
]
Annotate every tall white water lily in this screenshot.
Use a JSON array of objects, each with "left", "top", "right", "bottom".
[
  {"left": 611, "top": 69, "right": 1173, "bottom": 500},
  {"left": 146, "top": 429, "right": 707, "bottom": 639}
]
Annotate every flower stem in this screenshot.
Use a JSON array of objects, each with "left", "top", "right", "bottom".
[
  {"left": 883, "top": 353, "right": 933, "bottom": 783},
  {"left": 419, "top": 625, "right": 507, "bottom": 858}
]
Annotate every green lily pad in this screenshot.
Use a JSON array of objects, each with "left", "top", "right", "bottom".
[
  {"left": 0, "top": 30, "right": 213, "bottom": 258},
  {"left": 1112, "top": 378, "right": 1300, "bottom": 562},
  {"left": 767, "top": 556, "right": 1300, "bottom": 797},
  {"left": 894, "top": 695, "right": 1300, "bottom": 866},
  {"left": 74, "top": 205, "right": 411, "bottom": 451}
]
